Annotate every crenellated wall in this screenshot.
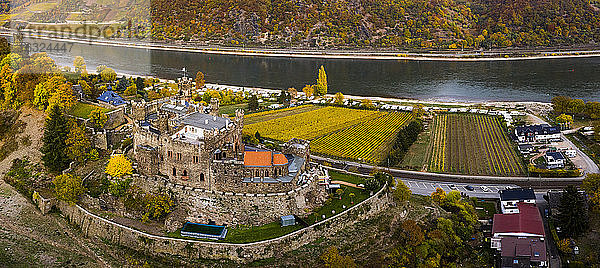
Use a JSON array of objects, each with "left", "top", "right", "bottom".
[
  {"left": 131, "top": 174, "right": 327, "bottom": 226},
  {"left": 57, "top": 182, "right": 391, "bottom": 263}
]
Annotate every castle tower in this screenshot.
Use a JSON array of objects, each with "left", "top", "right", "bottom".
[
  {"left": 131, "top": 100, "right": 147, "bottom": 121},
  {"left": 234, "top": 109, "right": 245, "bottom": 153},
  {"left": 209, "top": 98, "right": 220, "bottom": 116},
  {"left": 177, "top": 76, "right": 193, "bottom": 101},
  {"left": 157, "top": 113, "right": 169, "bottom": 134}
]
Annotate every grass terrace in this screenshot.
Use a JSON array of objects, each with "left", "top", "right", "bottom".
[
  {"left": 68, "top": 102, "right": 111, "bottom": 119},
  {"left": 304, "top": 185, "right": 370, "bottom": 224}
]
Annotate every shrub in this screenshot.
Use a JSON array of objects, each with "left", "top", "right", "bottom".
[
  {"left": 53, "top": 173, "right": 86, "bottom": 203},
  {"left": 108, "top": 177, "right": 132, "bottom": 197},
  {"left": 105, "top": 154, "right": 133, "bottom": 178}
]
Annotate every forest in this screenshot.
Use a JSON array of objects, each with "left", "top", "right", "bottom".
[
  {"left": 145, "top": 0, "right": 600, "bottom": 49},
  {"left": 3, "top": 0, "right": 600, "bottom": 49}
]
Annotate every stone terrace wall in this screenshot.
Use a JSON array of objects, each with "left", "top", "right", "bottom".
[
  {"left": 131, "top": 175, "right": 327, "bottom": 226},
  {"left": 57, "top": 183, "right": 391, "bottom": 263}
]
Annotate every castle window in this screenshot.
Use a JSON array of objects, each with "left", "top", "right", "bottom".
[
  {"left": 265, "top": 171, "right": 269, "bottom": 177},
  {"left": 183, "top": 170, "right": 188, "bottom": 176},
  {"left": 167, "top": 151, "right": 173, "bottom": 158},
  {"left": 176, "top": 153, "right": 182, "bottom": 161},
  {"left": 172, "top": 167, "right": 176, "bottom": 176},
  {"left": 193, "top": 156, "right": 199, "bottom": 163},
  {"left": 200, "top": 173, "right": 205, "bottom": 181}
]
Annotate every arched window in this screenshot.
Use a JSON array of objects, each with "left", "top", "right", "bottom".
[
  {"left": 265, "top": 170, "right": 269, "bottom": 177},
  {"left": 183, "top": 170, "right": 188, "bottom": 176},
  {"left": 172, "top": 167, "right": 176, "bottom": 176},
  {"left": 200, "top": 173, "right": 205, "bottom": 181}
]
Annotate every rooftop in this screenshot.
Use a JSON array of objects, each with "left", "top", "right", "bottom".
[
  {"left": 492, "top": 203, "right": 545, "bottom": 236},
  {"left": 500, "top": 237, "right": 547, "bottom": 262},
  {"left": 545, "top": 151, "right": 565, "bottom": 160},
  {"left": 243, "top": 151, "right": 289, "bottom": 167},
  {"left": 97, "top": 90, "right": 127, "bottom": 106},
  {"left": 515, "top": 124, "right": 560, "bottom": 136},
  {"left": 499, "top": 188, "right": 536, "bottom": 201},
  {"left": 180, "top": 112, "right": 231, "bottom": 131}
]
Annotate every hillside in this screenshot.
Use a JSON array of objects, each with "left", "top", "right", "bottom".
[{"left": 3, "top": 0, "right": 600, "bottom": 50}]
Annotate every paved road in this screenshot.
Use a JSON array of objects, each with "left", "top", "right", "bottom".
[{"left": 398, "top": 178, "right": 516, "bottom": 198}]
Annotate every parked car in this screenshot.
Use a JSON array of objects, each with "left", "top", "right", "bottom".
[
  {"left": 465, "top": 185, "right": 475, "bottom": 191},
  {"left": 481, "top": 186, "right": 491, "bottom": 192},
  {"left": 448, "top": 184, "right": 458, "bottom": 190}
]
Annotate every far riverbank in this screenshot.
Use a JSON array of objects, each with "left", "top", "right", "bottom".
[{"left": 4, "top": 28, "right": 600, "bottom": 61}]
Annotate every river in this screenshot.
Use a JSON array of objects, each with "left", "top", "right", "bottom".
[{"left": 27, "top": 37, "right": 600, "bottom": 102}]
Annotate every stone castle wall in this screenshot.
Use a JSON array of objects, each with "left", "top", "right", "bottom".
[
  {"left": 131, "top": 174, "right": 326, "bottom": 226},
  {"left": 57, "top": 182, "right": 391, "bottom": 263}
]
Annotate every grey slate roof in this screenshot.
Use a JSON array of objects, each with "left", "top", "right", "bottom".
[
  {"left": 180, "top": 112, "right": 231, "bottom": 130},
  {"left": 499, "top": 188, "right": 536, "bottom": 201}
]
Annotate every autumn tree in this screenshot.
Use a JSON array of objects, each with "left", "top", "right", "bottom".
[
  {"left": 582, "top": 173, "right": 600, "bottom": 210},
  {"left": 195, "top": 71, "right": 205, "bottom": 89},
  {"left": 100, "top": 67, "right": 117, "bottom": 82},
  {"left": 334, "top": 92, "right": 344, "bottom": 105},
  {"left": 41, "top": 104, "right": 71, "bottom": 173},
  {"left": 394, "top": 179, "right": 411, "bottom": 202},
  {"left": 106, "top": 154, "right": 133, "bottom": 178},
  {"left": 78, "top": 80, "right": 92, "bottom": 96},
  {"left": 315, "top": 65, "right": 328, "bottom": 96},
  {"left": 319, "top": 246, "right": 357, "bottom": 268},
  {"left": 361, "top": 99, "right": 375, "bottom": 109},
  {"left": 47, "top": 83, "right": 76, "bottom": 113},
  {"left": 302, "top": 85, "right": 314, "bottom": 98},
  {"left": 556, "top": 114, "right": 573, "bottom": 128},
  {"left": 89, "top": 108, "right": 108, "bottom": 130},
  {"left": 288, "top": 87, "right": 297, "bottom": 99},
  {"left": 142, "top": 193, "right": 174, "bottom": 222},
  {"left": 125, "top": 84, "right": 137, "bottom": 96},
  {"left": 412, "top": 104, "right": 425, "bottom": 118},
  {"left": 33, "top": 75, "right": 67, "bottom": 110},
  {"left": 431, "top": 187, "right": 446, "bottom": 204},
  {"left": 0, "top": 64, "right": 11, "bottom": 106},
  {"left": 66, "top": 121, "right": 91, "bottom": 164},
  {"left": 73, "top": 56, "right": 87, "bottom": 76},
  {"left": 53, "top": 173, "right": 85, "bottom": 203},
  {"left": 0, "top": 53, "right": 22, "bottom": 70}
]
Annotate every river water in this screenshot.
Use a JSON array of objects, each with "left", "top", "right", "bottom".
[{"left": 29, "top": 38, "right": 600, "bottom": 102}]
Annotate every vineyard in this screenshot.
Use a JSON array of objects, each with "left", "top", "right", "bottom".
[
  {"left": 427, "top": 114, "right": 525, "bottom": 176},
  {"left": 311, "top": 112, "right": 413, "bottom": 164},
  {"left": 244, "top": 105, "right": 321, "bottom": 125},
  {"left": 243, "top": 106, "right": 382, "bottom": 141}
]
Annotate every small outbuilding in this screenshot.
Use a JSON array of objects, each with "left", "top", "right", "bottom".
[{"left": 281, "top": 215, "right": 296, "bottom": 227}]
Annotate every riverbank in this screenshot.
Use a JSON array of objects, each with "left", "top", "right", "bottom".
[{"left": 4, "top": 28, "right": 600, "bottom": 61}]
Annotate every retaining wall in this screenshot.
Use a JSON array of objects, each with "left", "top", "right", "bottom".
[{"left": 57, "top": 183, "right": 391, "bottom": 263}]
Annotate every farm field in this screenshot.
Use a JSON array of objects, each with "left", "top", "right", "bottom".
[
  {"left": 244, "top": 105, "right": 322, "bottom": 125},
  {"left": 311, "top": 112, "right": 413, "bottom": 164},
  {"left": 427, "top": 114, "right": 525, "bottom": 176},
  {"left": 243, "top": 106, "right": 381, "bottom": 141}
]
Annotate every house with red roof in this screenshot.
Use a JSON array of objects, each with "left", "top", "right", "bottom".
[{"left": 491, "top": 203, "right": 548, "bottom": 267}]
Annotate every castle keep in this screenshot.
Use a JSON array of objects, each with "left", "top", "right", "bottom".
[{"left": 130, "top": 86, "right": 324, "bottom": 225}]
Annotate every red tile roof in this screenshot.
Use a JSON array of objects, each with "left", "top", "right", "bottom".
[
  {"left": 244, "top": 151, "right": 272, "bottom": 167},
  {"left": 243, "top": 151, "right": 288, "bottom": 167},
  {"left": 273, "top": 153, "right": 288, "bottom": 165},
  {"left": 492, "top": 203, "right": 545, "bottom": 236}
]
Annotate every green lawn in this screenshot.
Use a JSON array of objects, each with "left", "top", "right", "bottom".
[
  {"left": 566, "top": 133, "right": 600, "bottom": 166},
  {"left": 68, "top": 102, "right": 111, "bottom": 119},
  {"left": 472, "top": 198, "right": 497, "bottom": 219},
  {"left": 167, "top": 221, "right": 303, "bottom": 244},
  {"left": 304, "top": 185, "right": 369, "bottom": 224},
  {"left": 219, "top": 103, "right": 247, "bottom": 116}
]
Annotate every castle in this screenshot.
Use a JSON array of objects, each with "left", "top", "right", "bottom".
[{"left": 129, "top": 79, "right": 324, "bottom": 226}]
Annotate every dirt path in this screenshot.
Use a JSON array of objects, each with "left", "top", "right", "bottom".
[
  {"left": 331, "top": 180, "right": 363, "bottom": 189},
  {"left": 0, "top": 107, "right": 44, "bottom": 177}
]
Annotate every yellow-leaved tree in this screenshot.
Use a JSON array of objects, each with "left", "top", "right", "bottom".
[
  {"left": 315, "top": 65, "right": 328, "bottom": 96},
  {"left": 105, "top": 154, "right": 133, "bottom": 178},
  {"left": 53, "top": 173, "right": 85, "bottom": 203}
]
